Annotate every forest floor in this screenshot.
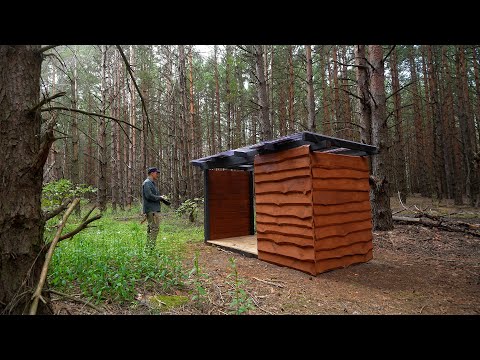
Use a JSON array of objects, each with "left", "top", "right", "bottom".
[{"left": 51, "top": 195, "right": 479, "bottom": 315}]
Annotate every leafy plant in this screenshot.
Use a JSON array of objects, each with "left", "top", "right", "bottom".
[
  {"left": 48, "top": 210, "right": 204, "bottom": 304},
  {"left": 188, "top": 251, "right": 209, "bottom": 309},
  {"left": 42, "top": 178, "right": 97, "bottom": 212},
  {"left": 226, "top": 257, "right": 254, "bottom": 315},
  {"left": 176, "top": 198, "right": 203, "bottom": 222}
]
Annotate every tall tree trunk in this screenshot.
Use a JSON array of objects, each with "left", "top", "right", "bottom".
[
  {"left": 320, "top": 47, "right": 331, "bottom": 135},
  {"left": 368, "top": 45, "right": 393, "bottom": 231},
  {"left": 178, "top": 45, "right": 189, "bottom": 202},
  {"left": 390, "top": 47, "right": 407, "bottom": 203},
  {"left": 188, "top": 47, "right": 196, "bottom": 197},
  {"left": 408, "top": 46, "right": 426, "bottom": 195},
  {"left": 214, "top": 45, "right": 222, "bottom": 151},
  {"left": 426, "top": 46, "right": 447, "bottom": 201},
  {"left": 442, "top": 46, "right": 463, "bottom": 204},
  {"left": 305, "top": 45, "right": 316, "bottom": 131},
  {"left": 70, "top": 45, "right": 80, "bottom": 214},
  {"left": 473, "top": 48, "right": 480, "bottom": 150},
  {"left": 420, "top": 46, "right": 434, "bottom": 197},
  {"left": 341, "top": 46, "right": 352, "bottom": 139},
  {"left": 226, "top": 45, "right": 232, "bottom": 149},
  {"left": 288, "top": 45, "right": 295, "bottom": 133},
  {"left": 97, "top": 45, "right": 108, "bottom": 212},
  {"left": 332, "top": 46, "right": 343, "bottom": 137},
  {"left": 127, "top": 45, "right": 136, "bottom": 208},
  {"left": 0, "top": 45, "right": 52, "bottom": 314},
  {"left": 456, "top": 46, "right": 479, "bottom": 206},
  {"left": 255, "top": 45, "right": 271, "bottom": 140},
  {"left": 355, "top": 45, "right": 372, "bottom": 145}
]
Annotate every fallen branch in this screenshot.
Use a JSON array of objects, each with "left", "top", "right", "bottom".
[
  {"left": 245, "top": 289, "right": 274, "bottom": 315},
  {"left": 48, "top": 289, "right": 103, "bottom": 313},
  {"left": 252, "top": 277, "right": 285, "bottom": 288},
  {"left": 43, "top": 198, "right": 73, "bottom": 221},
  {"left": 30, "top": 198, "right": 80, "bottom": 315},
  {"left": 58, "top": 214, "right": 102, "bottom": 242},
  {"left": 392, "top": 215, "right": 480, "bottom": 238}
]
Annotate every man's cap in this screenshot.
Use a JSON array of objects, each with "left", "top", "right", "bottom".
[{"left": 147, "top": 167, "right": 159, "bottom": 174}]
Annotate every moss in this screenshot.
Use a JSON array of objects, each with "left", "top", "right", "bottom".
[{"left": 148, "top": 294, "right": 189, "bottom": 310}]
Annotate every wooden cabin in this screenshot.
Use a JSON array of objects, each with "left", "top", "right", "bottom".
[{"left": 191, "top": 132, "right": 378, "bottom": 276}]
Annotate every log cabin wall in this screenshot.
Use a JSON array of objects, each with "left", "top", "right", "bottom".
[
  {"left": 208, "top": 169, "right": 252, "bottom": 240},
  {"left": 311, "top": 152, "right": 373, "bottom": 274},
  {"left": 254, "top": 145, "right": 317, "bottom": 275}
]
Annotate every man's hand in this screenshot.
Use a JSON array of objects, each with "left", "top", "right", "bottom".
[{"left": 160, "top": 196, "right": 171, "bottom": 206}]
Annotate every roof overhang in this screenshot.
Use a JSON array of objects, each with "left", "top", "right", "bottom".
[{"left": 191, "top": 131, "right": 378, "bottom": 171}]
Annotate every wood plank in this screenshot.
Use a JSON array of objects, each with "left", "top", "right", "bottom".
[
  {"left": 257, "top": 223, "right": 314, "bottom": 238},
  {"left": 256, "top": 204, "right": 312, "bottom": 219},
  {"left": 313, "top": 201, "right": 371, "bottom": 215},
  {"left": 254, "top": 168, "right": 311, "bottom": 183},
  {"left": 254, "top": 145, "right": 310, "bottom": 165},
  {"left": 255, "top": 177, "right": 312, "bottom": 194},
  {"left": 256, "top": 213, "right": 313, "bottom": 228},
  {"left": 311, "top": 152, "right": 369, "bottom": 171},
  {"left": 314, "top": 229, "right": 373, "bottom": 250},
  {"left": 255, "top": 192, "right": 312, "bottom": 205},
  {"left": 312, "top": 178, "right": 370, "bottom": 192},
  {"left": 207, "top": 235, "right": 258, "bottom": 256},
  {"left": 313, "top": 190, "right": 370, "bottom": 205},
  {"left": 257, "top": 239, "right": 315, "bottom": 261},
  {"left": 312, "top": 168, "right": 369, "bottom": 179},
  {"left": 315, "top": 250, "right": 373, "bottom": 274},
  {"left": 314, "top": 210, "right": 372, "bottom": 227},
  {"left": 257, "top": 233, "right": 314, "bottom": 247},
  {"left": 254, "top": 156, "right": 311, "bottom": 174},
  {"left": 315, "top": 241, "right": 372, "bottom": 260},
  {"left": 258, "top": 251, "right": 316, "bottom": 275},
  {"left": 315, "top": 219, "right": 373, "bottom": 239},
  {"left": 207, "top": 169, "right": 251, "bottom": 241}
]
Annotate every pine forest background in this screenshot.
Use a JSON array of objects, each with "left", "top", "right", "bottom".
[{"left": 41, "top": 45, "right": 480, "bottom": 210}]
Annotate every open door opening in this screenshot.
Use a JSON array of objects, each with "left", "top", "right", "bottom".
[{"left": 204, "top": 169, "right": 257, "bottom": 257}]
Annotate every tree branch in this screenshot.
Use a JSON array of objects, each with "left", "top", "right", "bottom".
[
  {"left": 30, "top": 92, "right": 66, "bottom": 113},
  {"left": 335, "top": 87, "right": 363, "bottom": 101},
  {"left": 383, "top": 45, "right": 396, "bottom": 63},
  {"left": 236, "top": 45, "right": 253, "bottom": 55},
  {"left": 386, "top": 81, "right": 413, "bottom": 101},
  {"left": 331, "top": 59, "right": 367, "bottom": 69},
  {"left": 30, "top": 199, "right": 80, "bottom": 315},
  {"left": 41, "top": 106, "right": 142, "bottom": 131},
  {"left": 43, "top": 198, "right": 73, "bottom": 221},
  {"left": 58, "top": 214, "right": 102, "bottom": 242},
  {"left": 39, "top": 45, "right": 60, "bottom": 53},
  {"left": 115, "top": 45, "right": 152, "bottom": 136},
  {"left": 48, "top": 289, "right": 104, "bottom": 313}
]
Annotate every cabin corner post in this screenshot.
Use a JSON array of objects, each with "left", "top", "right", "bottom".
[
  {"left": 248, "top": 170, "right": 255, "bottom": 235},
  {"left": 204, "top": 169, "right": 210, "bottom": 242}
]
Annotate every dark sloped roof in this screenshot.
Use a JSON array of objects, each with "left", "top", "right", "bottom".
[{"left": 191, "top": 131, "right": 377, "bottom": 170}]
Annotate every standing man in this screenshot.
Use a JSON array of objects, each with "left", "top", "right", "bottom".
[{"left": 142, "top": 167, "right": 163, "bottom": 250}]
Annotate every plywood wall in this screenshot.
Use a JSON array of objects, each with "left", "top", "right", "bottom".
[
  {"left": 255, "top": 146, "right": 317, "bottom": 275},
  {"left": 208, "top": 169, "right": 252, "bottom": 240},
  {"left": 254, "top": 146, "right": 373, "bottom": 275}
]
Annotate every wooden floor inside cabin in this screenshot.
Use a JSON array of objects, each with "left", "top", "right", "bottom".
[{"left": 207, "top": 235, "right": 258, "bottom": 257}]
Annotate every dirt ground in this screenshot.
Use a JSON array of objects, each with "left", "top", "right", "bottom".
[{"left": 53, "top": 196, "right": 480, "bottom": 315}]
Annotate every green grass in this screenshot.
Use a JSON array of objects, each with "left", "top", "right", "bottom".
[{"left": 47, "top": 205, "right": 204, "bottom": 304}]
